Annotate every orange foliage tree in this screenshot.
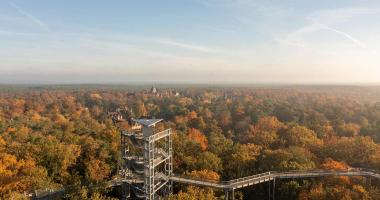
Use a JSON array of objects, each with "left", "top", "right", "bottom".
[
  {"left": 186, "top": 169, "right": 220, "bottom": 181},
  {"left": 187, "top": 128, "right": 208, "bottom": 151}
]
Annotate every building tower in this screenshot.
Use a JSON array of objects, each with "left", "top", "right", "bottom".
[
  {"left": 121, "top": 118, "right": 172, "bottom": 199},
  {"left": 151, "top": 86, "right": 157, "bottom": 94}
]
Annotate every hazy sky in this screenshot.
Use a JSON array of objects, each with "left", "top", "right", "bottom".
[{"left": 1, "top": 0, "right": 380, "bottom": 84}]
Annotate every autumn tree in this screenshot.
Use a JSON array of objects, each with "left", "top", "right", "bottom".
[
  {"left": 223, "top": 143, "right": 261, "bottom": 178},
  {"left": 259, "top": 147, "right": 316, "bottom": 171},
  {"left": 187, "top": 128, "right": 208, "bottom": 151},
  {"left": 280, "top": 125, "right": 322, "bottom": 150}
]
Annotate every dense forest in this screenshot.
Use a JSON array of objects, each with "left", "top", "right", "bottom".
[{"left": 2, "top": 85, "right": 380, "bottom": 199}]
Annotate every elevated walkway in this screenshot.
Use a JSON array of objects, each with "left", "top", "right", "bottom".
[
  {"left": 32, "top": 168, "right": 380, "bottom": 200},
  {"left": 170, "top": 169, "right": 380, "bottom": 190}
]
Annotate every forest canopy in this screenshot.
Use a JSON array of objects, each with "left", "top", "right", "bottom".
[{"left": 1, "top": 85, "right": 380, "bottom": 199}]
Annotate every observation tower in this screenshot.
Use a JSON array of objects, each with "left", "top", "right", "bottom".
[{"left": 120, "top": 118, "right": 172, "bottom": 199}]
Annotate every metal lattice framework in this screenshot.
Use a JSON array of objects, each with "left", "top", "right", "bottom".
[{"left": 121, "top": 118, "right": 172, "bottom": 199}]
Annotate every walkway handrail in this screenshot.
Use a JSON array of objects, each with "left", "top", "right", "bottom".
[
  {"left": 171, "top": 168, "right": 380, "bottom": 190},
  {"left": 32, "top": 168, "right": 380, "bottom": 199},
  {"left": 225, "top": 172, "right": 271, "bottom": 184}
]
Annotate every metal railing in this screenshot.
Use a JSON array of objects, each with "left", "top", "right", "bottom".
[
  {"left": 32, "top": 168, "right": 380, "bottom": 199},
  {"left": 170, "top": 168, "right": 380, "bottom": 190},
  {"left": 151, "top": 129, "right": 171, "bottom": 142}
]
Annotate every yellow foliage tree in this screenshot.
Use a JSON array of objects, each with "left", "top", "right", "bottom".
[
  {"left": 0, "top": 153, "right": 50, "bottom": 197},
  {"left": 321, "top": 158, "right": 349, "bottom": 170},
  {"left": 188, "top": 128, "right": 208, "bottom": 151},
  {"left": 186, "top": 169, "right": 220, "bottom": 181},
  {"left": 169, "top": 186, "right": 217, "bottom": 200},
  {"left": 86, "top": 159, "right": 111, "bottom": 183}
]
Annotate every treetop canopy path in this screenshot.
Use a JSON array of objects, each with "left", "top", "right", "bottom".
[
  {"left": 33, "top": 168, "right": 380, "bottom": 200},
  {"left": 171, "top": 169, "right": 380, "bottom": 200},
  {"left": 171, "top": 169, "right": 380, "bottom": 190}
]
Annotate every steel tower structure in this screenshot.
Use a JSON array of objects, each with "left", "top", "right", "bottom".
[{"left": 121, "top": 118, "right": 172, "bottom": 199}]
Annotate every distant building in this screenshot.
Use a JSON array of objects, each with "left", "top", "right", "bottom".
[
  {"left": 145, "top": 86, "right": 181, "bottom": 97},
  {"left": 151, "top": 85, "right": 157, "bottom": 94},
  {"left": 108, "top": 111, "right": 123, "bottom": 122},
  {"left": 223, "top": 90, "right": 235, "bottom": 100},
  {"left": 108, "top": 106, "right": 133, "bottom": 123}
]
